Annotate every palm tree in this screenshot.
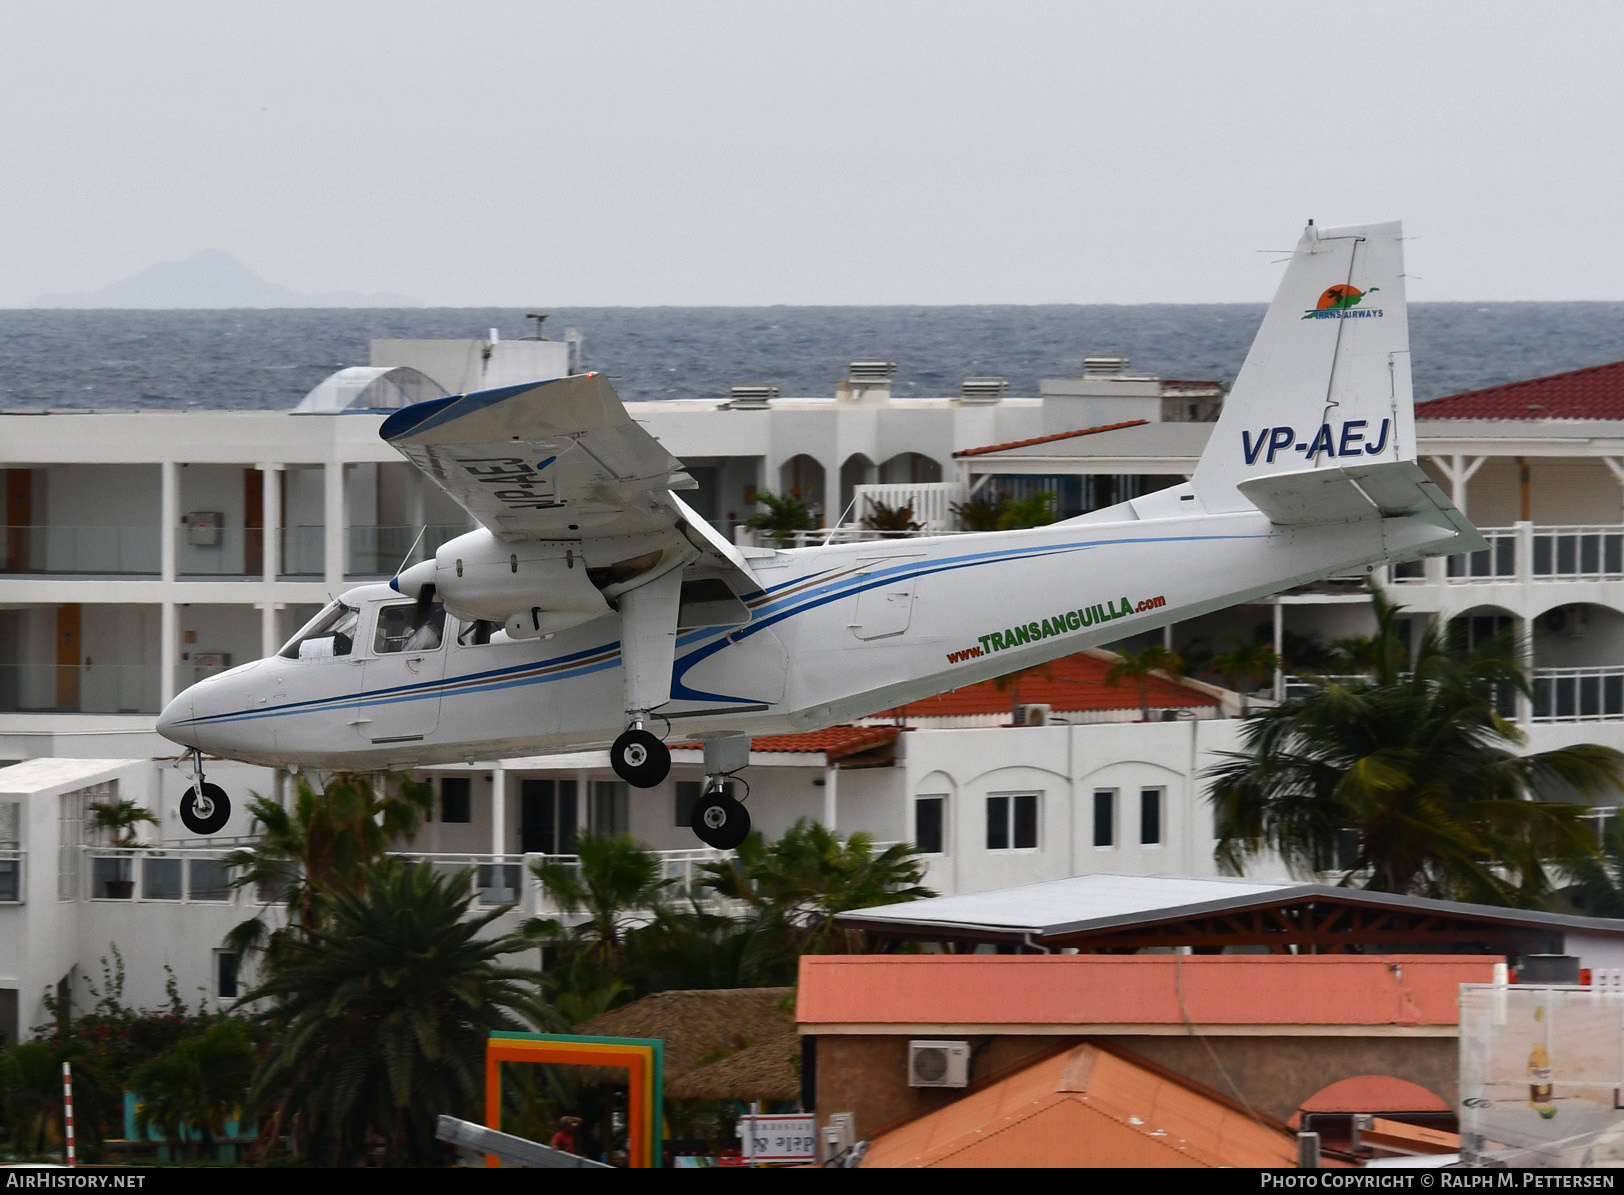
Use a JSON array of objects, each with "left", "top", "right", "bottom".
[
  {"left": 1103, "top": 642, "right": 1184, "bottom": 722},
  {"left": 528, "top": 833, "right": 674, "bottom": 976},
  {"left": 129, "top": 1018, "right": 256, "bottom": 1161},
  {"left": 698, "top": 819, "right": 935, "bottom": 977},
  {"left": 246, "top": 861, "right": 545, "bottom": 1165},
  {"left": 1207, "top": 635, "right": 1279, "bottom": 714},
  {"left": 745, "top": 491, "right": 818, "bottom": 547},
  {"left": 1207, "top": 588, "right": 1624, "bottom": 907},
  {"left": 225, "top": 771, "right": 433, "bottom": 959}
]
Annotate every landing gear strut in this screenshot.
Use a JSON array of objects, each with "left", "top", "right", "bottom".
[
  {"left": 610, "top": 723, "right": 671, "bottom": 788},
  {"left": 179, "top": 748, "right": 231, "bottom": 836}
]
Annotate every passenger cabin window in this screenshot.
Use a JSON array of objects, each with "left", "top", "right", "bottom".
[
  {"left": 373, "top": 602, "right": 446, "bottom": 654},
  {"left": 278, "top": 601, "right": 360, "bottom": 660}
]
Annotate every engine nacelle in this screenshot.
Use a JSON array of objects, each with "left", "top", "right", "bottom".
[{"left": 395, "top": 528, "right": 610, "bottom": 625}]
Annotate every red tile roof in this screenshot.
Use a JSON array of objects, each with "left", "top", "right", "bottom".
[
  {"left": 953, "top": 419, "right": 1149, "bottom": 457},
  {"left": 672, "top": 725, "right": 899, "bottom": 760},
  {"left": 748, "top": 726, "right": 899, "bottom": 759},
  {"left": 1415, "top": 359, "right": 1624, "bottom": 420},
  {"left": 875, "top": 650, "right": 1216, "bottom": 719},
  {"left": 798, "top": 955, "right": 1497, "bottom": 1029}
]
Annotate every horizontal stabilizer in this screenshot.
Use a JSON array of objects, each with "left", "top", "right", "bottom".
[{"left": 1237, "top": 459, "right": 1487, "bottom": 551}]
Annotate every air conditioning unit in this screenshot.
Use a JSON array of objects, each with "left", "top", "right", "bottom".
[
  {"left": 1544, "top": 606, "right": 1589, "bottom": 638},
  {"left": 908, "top": 1039, "right": 970, "bottom": 1088},
  {"left": 1015, "top": 703, "right": 1052, "bottom": 727}
]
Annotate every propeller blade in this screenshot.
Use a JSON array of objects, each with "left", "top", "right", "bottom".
[{"left": 412, "top": 582, "right": 438, "bottom": 631}]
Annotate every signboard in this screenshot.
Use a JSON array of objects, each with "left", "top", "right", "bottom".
[
  {"left": 737, "top": 1114, "right": 817, "bottom": 1165},
  {"left": 1459, "top": 983, "right": 1624, "bottom": 1166}
]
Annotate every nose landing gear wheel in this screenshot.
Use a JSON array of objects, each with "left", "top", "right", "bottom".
[
  {"left": 610, "top": 727, "right": 671, "bottom": 788},
  {"left": 180, "top": 782, "right": 231, "bottom": 836},
  {"left": 690, "top": 790, "right": 750, "bottom": 850}
]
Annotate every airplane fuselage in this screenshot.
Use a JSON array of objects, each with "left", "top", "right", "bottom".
[{"left": 158, "top": 481, "right": 1457, "bottom": 771}]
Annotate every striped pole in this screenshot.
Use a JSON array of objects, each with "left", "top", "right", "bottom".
[{"left": 62, "top": 1061, "right": 75, "bottom": 1166}]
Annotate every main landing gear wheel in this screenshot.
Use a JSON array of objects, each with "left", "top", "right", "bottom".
[
  {"left": 691, "top": 789, "right": 750, "bottom": 850},
  {"left": 180, "top": 782, "right": 231, "bottom": 836},
  {"left": 610, "top": 727, "right": 670, "bottom": 788}
]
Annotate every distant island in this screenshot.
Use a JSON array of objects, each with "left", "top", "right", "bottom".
[{"left": 34, "top": 249, "right": 422, "bottom": 308}]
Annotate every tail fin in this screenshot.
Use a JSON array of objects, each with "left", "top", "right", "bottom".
[{"left": 1190, "top": 220, "right": 1413, "bottom": 513}]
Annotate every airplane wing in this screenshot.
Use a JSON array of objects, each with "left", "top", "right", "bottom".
[{"left": 379, "top": 373, "right": 760, "bottom": 610}]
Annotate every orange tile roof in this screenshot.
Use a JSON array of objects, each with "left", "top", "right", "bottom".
[
  {"left": 953, "top": 418, "right": 1150, "bottom": 457},
  {"left": 1294, "top": 1074, "right": 1450, "bottom": 1116},
  {"left": 798, "top": 954, "right": 1496, "bottom": 1029},
  {"left": 1415, "top": 359, "right": 1624, "bottom": 420},
  {"left": 876, "top": 651, "right": 1216, "bottom": 718},
  {"left": 671, "top": 725, "right": 899, "bottom": 760},
  {"left": 859, "top": 1042, "right": 1299, "bottom": 1168}
]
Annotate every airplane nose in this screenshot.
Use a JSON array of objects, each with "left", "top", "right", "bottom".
[{"left": 156, "top": 690, "right": 193, "bottom": 746}]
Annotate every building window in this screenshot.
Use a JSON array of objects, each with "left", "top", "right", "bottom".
[
  {"left": 1140, "top": 788, "right": 1163, "bottom": 845},
  {"left": 215, "top": 950, "right": 240, "bottom": 1000},
  {"left": 986, "top": 793, "right": 1038, "bottom": 851},
  {"left": 520, "top": 778, "right": 577, "bottom": 855},
  {"left": 591, "top": 780, "right": 628, "bottom": 836},
  {"left": 915, "top": 797, "right": 945, "bottom": 855},
  {"left": 1093, "top": 789, "right": 1116, "bottom": 847},
  {"left": 441, "top": 776, "right": 472, "bottom": 823}
]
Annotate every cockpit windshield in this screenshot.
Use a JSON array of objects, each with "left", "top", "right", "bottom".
[{"left": 278, "top": 601, "right": 361, "bottom": 660}]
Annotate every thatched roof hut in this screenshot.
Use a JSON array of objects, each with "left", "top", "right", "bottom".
[{"left": 576, "top": 987, "right": 800, "bottom": 1103}]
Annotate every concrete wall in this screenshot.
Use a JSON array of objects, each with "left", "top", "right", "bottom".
[{"left": 811, "top": 1031, "right": 1458, "bottom": 1144}]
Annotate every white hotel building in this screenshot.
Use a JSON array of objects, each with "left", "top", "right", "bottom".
[{"left": 3, "top": 330, "right": 1623, "bottom": 1043}]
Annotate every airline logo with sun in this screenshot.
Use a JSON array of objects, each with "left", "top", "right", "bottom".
[{"left": 1303, "top": 284, "right": 1383, "bottom": 320}]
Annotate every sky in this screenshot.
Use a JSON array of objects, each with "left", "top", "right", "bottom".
[{"left": 3, "top": 1, "right": 1622, "bottom": 307}]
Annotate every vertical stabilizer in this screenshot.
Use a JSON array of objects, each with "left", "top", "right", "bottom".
[{"left": 1191, "top": 220, "right": 1413, "bottom": 512}]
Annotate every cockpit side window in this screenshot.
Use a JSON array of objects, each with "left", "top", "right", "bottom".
[
  {"left": 374, "top": 602, "right": 446, "bottom": 654},
  {"left": 278, "top": 601, "right": 360, "bottom": 660},
  {"left": 457, "top": 618, "right": 500, "bottom": 647}
]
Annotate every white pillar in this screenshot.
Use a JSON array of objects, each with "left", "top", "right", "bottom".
[
  {"left": 261, "top": 464, "right": 280, "bottom": 581},
  {"left": 160, "top": 601, "right": 178, "bottom": 705},
  {"left": 160, "top": 461, "right": 178, "bottom": 584},
  {"left": 324, "top": 462, "right": 345, "bottom": 590},
  {"left": 1272, "top": 601, "right": 1285, "bottom": 701},
  {"left": 259, "top": 602, "right": 278, "bottom": 660},
  {"left": 490, "top": 764, "right": 507, "bottom": 856},
  {"left": 822, "top": 763, "right": 838, "bottom": 830}
]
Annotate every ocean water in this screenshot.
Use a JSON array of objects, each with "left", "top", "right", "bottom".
[{"left": 0, "top": 302, "right": 1621, "bottom": 411}]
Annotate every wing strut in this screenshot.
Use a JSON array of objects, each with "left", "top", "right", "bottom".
[{"left": 609, "top": 567, "right": 682, "bottom": 787}]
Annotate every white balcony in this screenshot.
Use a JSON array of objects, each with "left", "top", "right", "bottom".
[{"left": 1393, "top": 523, "right": 1624, "bottom": 586}]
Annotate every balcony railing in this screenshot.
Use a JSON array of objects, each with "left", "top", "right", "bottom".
[
  {"left": 1532, "top": 667, "right": 1624, "bottom": 723},
  {"left": 86, "top": 849, "right": 239, "bottom": 903},
  {"left": 1, "top": 525, "right": 161, "bottom": 575},
  {"left": 0, "top": 664, "right": 161, "bottom": 715},
  {"left": 1393, "top": 523, "right": 1624, "bottom": 585}
]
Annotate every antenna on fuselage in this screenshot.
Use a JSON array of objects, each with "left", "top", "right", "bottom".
[{"left": 392, "top": 526, "right": 429, "bottom": 582}]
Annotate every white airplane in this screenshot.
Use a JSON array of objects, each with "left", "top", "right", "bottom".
[{"left": 157, "top": 220, "right": 1483, "bottom": 848}]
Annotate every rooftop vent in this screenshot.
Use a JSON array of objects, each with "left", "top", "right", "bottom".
[
  {"left": 959, "top": 376, "right": 1009, "bottom": 404},
  {"left": 1082, "top": 355, "right": 1131, "bottom": 376},
  {"left": 725, "top": 384, "right": 779, "bottom": 410},
  {"left": 847, "top": 360, "right": 897, "bottom": 383}
]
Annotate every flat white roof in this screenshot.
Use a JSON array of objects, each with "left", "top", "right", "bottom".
[{"left": 0, "top": 758, "right": 137, "bottom": 795}]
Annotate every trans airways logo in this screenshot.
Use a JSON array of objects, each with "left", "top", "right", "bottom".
[
  {"left": 1303, "top": 284, "right": 1382, "bottom": 320},
  {"left": 1243, "top": 418, "right": 1392, "bottom": 465}
]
